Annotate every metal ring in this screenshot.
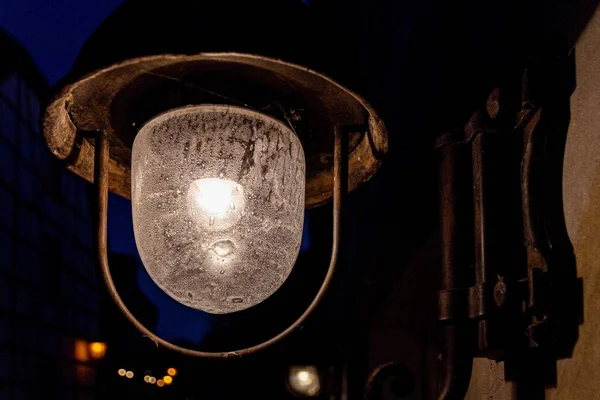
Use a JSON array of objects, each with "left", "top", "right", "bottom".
[{"left": 94, "top": 126, "right": 344, "bottom": 358}]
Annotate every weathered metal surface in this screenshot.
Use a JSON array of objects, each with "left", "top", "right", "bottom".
[
  {"left": 467, "top": 9, "right": 600, "bottom": 398},
  {"left": 436, "top": 133, "right": 474, "bottom": 400},
  {"left": 43, "top": 53, "right": 387, "bottom": 209}
]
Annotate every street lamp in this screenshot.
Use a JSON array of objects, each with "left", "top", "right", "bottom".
[
  {"left": 288, "top": 366, "right": 321, "bottom": 397},
  {"left": 42, "top": 0, "right": 387, "bottom": 357},
  {"left": 88, "top": 341, "right": 107, "bottom": 360}
]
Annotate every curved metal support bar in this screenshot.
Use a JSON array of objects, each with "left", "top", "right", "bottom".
[
  {"left": 437, "top": 138, "right": 474, "bottom": 400},
  {"left": 94, "top": 127, "right": 344, "bottom": 358},
  {"left": 437, "top": 326, "right": 474, "bottom": 400}
]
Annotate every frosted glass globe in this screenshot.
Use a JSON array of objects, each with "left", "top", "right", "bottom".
[{"left": 131, "top": 105, "right": 305, "bottom": 314}]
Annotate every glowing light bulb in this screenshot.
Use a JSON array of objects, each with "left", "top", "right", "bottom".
[
  {"left": 298, "top": 371, "right": 311, "bottom": 384},
  {"left": 193, "top": 178, "right": 236, "bottom": 215},
  {"left": 163, "top": 376, "right": 173, "bottom": 385},
  {"left": 167, "top": 368, "right": 177, "bottom": 377},
  {"left": 118, "top": 369, "right": 126, "bottom": 377},
  {"left": 157, "top": 379, "right": 165, "bottom": 387},
  {"left": 132, "top": 105, "right": 305, "bottom": 314},
  {"left": 125, "top": 371, "right": 134, "bottom": 379},
  {"left": 187, "top": 178, "right": 245, "bottom": 231}
]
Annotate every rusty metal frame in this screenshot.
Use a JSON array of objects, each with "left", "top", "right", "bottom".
[
  {"left": 45, "top": 53, "right": 387, "bottom": 209},
  {"left": 436, "top": 133, "right": 474, "bottom": 400},
  {"left": 94, "top": 125, "right": 347, "bottom": 358},
  {"left": 432, "top": 51, "right": 580, "bottom": 399}
]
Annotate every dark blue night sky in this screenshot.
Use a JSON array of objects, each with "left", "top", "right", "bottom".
[{"left": 0, "top": 0, "right": 216, "bottom": 343}]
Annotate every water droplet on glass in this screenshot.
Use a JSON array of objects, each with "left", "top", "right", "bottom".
[
  {"left": 219, "top": 270, "right": 225, "bottom": 275},
  {"left": 219, "top": 172, "right": 224, "bottom": 178},
  {"left": 209, "top": 216, "right": 214, "bottom": 226},
  {"left": 201, "top": 163, "right": 206, "bottom": 168},
  {"left": 209, "top": 240, "right": 236, "bottom": 257},
  {"left": 228, "top": 296, "right": 243, "bottom": 303},
  {"left": 230, "top": 201, "right": 235, "bottom": 210}
]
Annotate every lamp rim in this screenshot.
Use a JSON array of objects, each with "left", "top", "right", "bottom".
[{"left": 44, "top": 52, "right": 387, "bottom": 209}]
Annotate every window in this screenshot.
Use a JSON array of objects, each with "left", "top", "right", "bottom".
[
  {"left": 0, "top": 316, "right": 9, "bottom": 345},
  {"left": 0, "top": 349, "right": 9, "bottom": 382},
  {"left": 0, "top": 276, "right": 11, "bottom": 312},
  {"left": 0, "top": 230, "right": 14, "bottom": 273},
  {"left": 15, "top": 285, "right": 35, "bottom": 318},
  {"left": 16, "top": 242, "right": 40, "bottom": 283},
  {"left": 0, "top": 140, "right": 16, "bottom": 184},
  {"left": 17, "top": 205, "right": 39, "bottom": 248},
  {"left": 0, "top": 184, "right": 15, "bottom": 229},
  {"left": 17, "top": 168, "right": 36, "bottom": 204},
  {"left": 0, "top": 95, "right": 17, "bottom": 143},
  {"left": 39, "top": 231, "right": 62, "bottom": 298}
]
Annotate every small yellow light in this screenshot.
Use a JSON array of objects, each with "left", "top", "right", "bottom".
[
  {"left": 118, "top": 369, "right": 126, "bottom": 377},
  {"left": 88, "top": 342, "right": 107, "bottom": 360},
  {"left": 144, "top": 375, "right": 151, "bottom": 383},
  {"left": 167, "top": 367, "right": 177, "bottom": 377},
  {"left": 125, "top": 371, "right": 134, "bottom": 379},
  {"left": 157, "top": 379, "right": 165, "bottom": 387},
  {"left": 163, "top": 376, "right": 173, "bottom": 385},
  {"left": 74, "top": 339, "right": 90, "bottom": 362},
  {"left": 149, "top": 377, "right": 157, "bottom": 384}
]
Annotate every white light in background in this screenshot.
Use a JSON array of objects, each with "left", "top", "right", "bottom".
[{"left": 288, "top": 366, "right": 321, "bottom": 397}]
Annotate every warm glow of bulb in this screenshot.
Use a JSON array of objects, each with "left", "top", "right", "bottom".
[
  {"left": 144, "top": 375, "right": 151, "bottom": 383},
  {"left": 118, "top": 369, "right": 126, "bottom": 377},
  {"left": 88, "top": 342, "right": 107, "bottom": 360},
  {"left": 289, "top": 366, "right": 320, "bottom": 397},
  {"left": 163, "top": 375, "right": 173, "bottom": 385},
  {"left": 193, "top": 178, "right": 237, "bottom": 215},
  {"left": 167, "top": 368, "right": 177, "bottom": 377},
  {"left": 298, "top": 371, "right": 311, "bottom": 384},
  {"left": 126, "top": 371, "right": 134, "bottom": 379},
  {"left": 157, "top": 379, "right": 165, "bottom": 387},
  {"left": 149, "top": 377, "right": 157, "bottom": 384}
]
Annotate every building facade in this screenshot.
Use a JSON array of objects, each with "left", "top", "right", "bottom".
[{"left": 0, "top": 30, "right": 101, "bottom": 400}]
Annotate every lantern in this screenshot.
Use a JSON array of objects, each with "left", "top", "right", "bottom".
[{"left": 42, "top": 0, "right": 387, "bottom": 357}]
